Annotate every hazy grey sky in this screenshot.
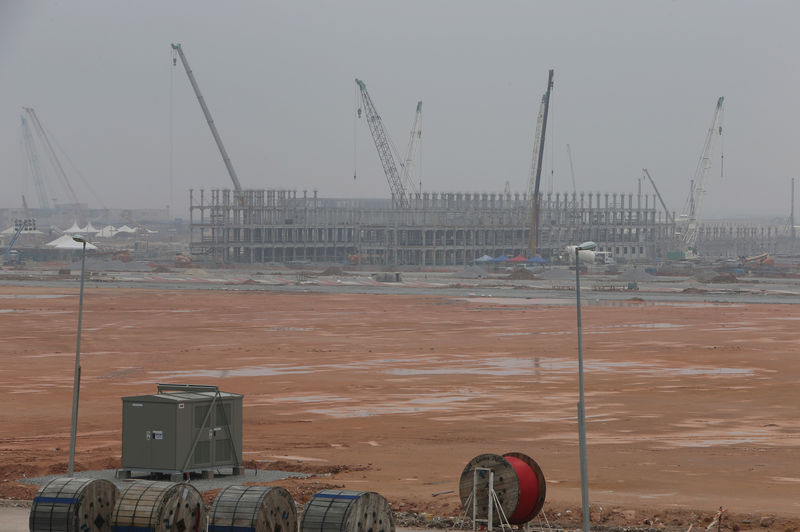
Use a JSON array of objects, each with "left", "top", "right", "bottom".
[{"left": 1, "top": 1, "right": 798, "bottom": 219}]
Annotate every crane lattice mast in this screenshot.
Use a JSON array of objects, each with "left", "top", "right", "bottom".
[
  {"left": 20, "top": 114, "right": 51, "bottom": 209},
  {"left": 403, "top": 101, "right": 423, "bottom": 196},
  {"left": 528, "top": 69, "right": 554, "bottom": 255},
  {"left": 680, "top": 96, "right": 724, "bottom": 251},
  {"left": 171, "top": 43, "right": 243, "bottom": 193},
  {"left": 355, "top": 78, "right": 411, "bottom": 208},
  {"left": 23, "top": 107, "right": 80, "bottom": 208},
  {"left": 527, "top": 97, "right": 545, "bottom": 198},
  {"left": 642, "top": 168, "right": 674, "bottom": 225}
]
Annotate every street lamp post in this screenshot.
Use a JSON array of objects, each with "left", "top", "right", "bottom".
[
  {"left": 67, "top": 234, "right": 88, "bottom": 476},
  {"left": 574, "top": 241, "right": 596, "bottom": 532}
]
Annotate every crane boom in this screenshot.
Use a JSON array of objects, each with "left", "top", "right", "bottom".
[
  {"left": 403, "top": 101, "right": 423, "bottom": 196},
  {"left": 642, "top": 168, "right": 674, "bottom": 225},
  {"left": 527, "top": 97, "right": 545, "bottom": 197},
  {"left": 23, "top": 107, "right": 80, "bottom": 207},
  {"left": 355, "top": 78, "right": 410, "bottom": 208},
  {"left": 171, "top": 43, "right": 243, "bottom": 193},
  {"left": 528, "top": 69, "right": 554, "bottom": 255},
  {"left": 680, "top": 96, "right": 724, "bottom": 251},
  {"left": 20, "top": 114, "right": 51, "bottom": 209},
  {"left": 566, "top": 144, "right": 577, "bottom": 194}
]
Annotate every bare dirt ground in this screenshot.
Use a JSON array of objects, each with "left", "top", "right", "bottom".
[{"left": 1, "top": 285, "right": 799, "bottom": 530}]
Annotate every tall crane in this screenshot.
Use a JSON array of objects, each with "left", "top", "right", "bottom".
[
  {"left": 355, "top": 78, "right": 413, "bottom": 208},
  {"left": 527, "top": 97, "right": 545, "bottom": 198},
  {"left": 528, "top": 69, "right": 554, "bottom": 255},
  {"left": 171, "top": 43, "right": 243, "bottom": 193},
  {"left": 679, "top": 96, "right": 724, "bottom": 252},
  {"left": 642, "top": 168, "right": 674, "bottom": 225},
  {"left": 403, "top": 101, "right": 423, "bottom": 195},
  {"left": 23, "top": 107, "right": 81, "bottom": 208},
  {"left": 20, "top": 114, "right": 51, "bottom": 209}
]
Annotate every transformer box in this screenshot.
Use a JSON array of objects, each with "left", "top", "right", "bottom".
[{"left": 121, "top": 384, "right": 243, "bottom": 476}]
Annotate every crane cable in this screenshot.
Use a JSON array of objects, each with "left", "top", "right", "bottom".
[
  {"left": 719, "top": 106, "right": 724, "bottom": 179},
  {"left": 353, "top": 83, "right": 359, "bottom": 181},
  {"left": 42, "top": 121, "right": 106, "bottom": 211},
  {"left": 546, "top": 89, "right": 554, "bottom": 195},
  {"left": 169, "top": 46, "right": 176, "bottom": 218}
]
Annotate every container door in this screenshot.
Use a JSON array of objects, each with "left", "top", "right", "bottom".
[
  {"left": 211, "top": 401, "right": 234, "bottom": 465},
  {"left": 190, "top": 403, "right": 213, "bottom": 468}
]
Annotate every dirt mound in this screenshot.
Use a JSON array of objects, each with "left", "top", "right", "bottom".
[
  {"left": 151, "top": 266, "right": 172, "bottom": 273},
  {"left": 320, "top": 266, "right": 350, "bottom": 276},
  {"left": 683, "top": 286, "right": 709, "bottom": 294},
  {"left": 507, "top": 269, "right": 537, "bottom": 280},
  {"left": 694, "top": 270, "right": 738, "bottom": 283}
]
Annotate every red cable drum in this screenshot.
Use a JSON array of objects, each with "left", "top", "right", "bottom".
[{"left": 458, "top": 452, "right": 546, "bottom": 526}]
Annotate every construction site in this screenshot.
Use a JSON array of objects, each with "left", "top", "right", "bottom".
[
  {"left": 3, "top": 37, "right": 800, "bottom": 532},
  {"left": 182, "top": 72, "right": 789, "bottom": 268},
  {"left": 3, "top": 50, "right": 797, "bottom": 271},
  {"left": 187, "top": 187, "right": 786, "bottom": 266}
]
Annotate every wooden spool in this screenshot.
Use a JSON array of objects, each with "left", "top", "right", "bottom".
[
  {"left": 29, "top": 477, "right": 118, "bottom": 532},
  {"left": 458, "top": 452, "right": 546, "bottom": 525},
  {"left": 300, "top": 489, "right": 394, "bottom": 532},
  {"left": 111, "top": 480, "right": 205, "bottom": 532},
  {"left": 209, "top": 485, "right": 297, "bottom": 532}
]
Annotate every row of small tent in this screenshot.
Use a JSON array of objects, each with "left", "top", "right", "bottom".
[
  {"left": 61, "top": 222, "right": 155, "bottom": 238},
  {"left": 475, "top": 254, "right": 548, "bottom": 264}
]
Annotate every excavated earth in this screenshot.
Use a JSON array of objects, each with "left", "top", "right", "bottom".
[{"left": 1, "top": 284, "right": 799, "bottom": 530}]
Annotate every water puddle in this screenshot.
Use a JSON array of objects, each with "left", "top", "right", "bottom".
[
  {"left": 0, "top": 294, "right": 72, "bottom": 299},
  {"left": 250, "top": 394, "right": 351, "bottom": 404},
  {"left": 462, "top": 297, "right": 571, "bottom": 306}
]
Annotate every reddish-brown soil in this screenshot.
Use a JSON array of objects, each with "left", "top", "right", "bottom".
[{"left": 1, "top": 285, "right": 799, "bottom": 530}]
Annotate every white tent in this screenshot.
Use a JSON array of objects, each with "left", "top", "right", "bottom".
[
  {"left": 63, "top": 221, "right": 84, "bottom": 234},
  {"left": 46, "top": 235, "right": 74, "bottom": 247},
  {"left": 84, "top": 222, "right": 100, "bottom": 234},
  {"left": 54, "top": 239, "right": 98, "bottom": 250},
  {"left": 96, "top": 225, "right": 117, "bottom": 238},
  {"left": 115, "top": 225, "right": 137, "bottom": 234}
]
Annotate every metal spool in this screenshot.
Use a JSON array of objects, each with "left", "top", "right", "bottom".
[
  {"left": 209, "top": 485, "right": 297, "bottom": 532},
  {"left": 458, "top": 452, "right": 546, "bottom": 525},
  {"left": 29, "top": 477, "right": 118, "bottom": 532},
  {"left": 111, "top": 480, "right": 205, "bottom": 532},
  {"left": 300, "top": 489, "right": 394, "bottom": 532}
]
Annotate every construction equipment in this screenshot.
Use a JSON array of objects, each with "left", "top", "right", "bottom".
[
  {"left": 527, "top": 69, "right": 554, "bottom": 255},
  {"left": 4, "top": 219, "right": 33, "bottom": 266},
  {"left": 742, "top": 253, "right": 774, "bottom": 267},
  {"left": 174, "top": 253, "right": 192, "bottom": 268},
  {"left": 23, "top": 107, "right": 81, "bottom": 209},
  {"left": 403, "top": 101, "right": 423, "bottom": 194},
  {"left": 642, "top": 168, "right": 674, "bottom": 225},
  {"left": 355, "top": 78, "right": 417, "bottom": 208},
  {"left": 171, "top": 43, "right": 243, "bottom": 193},
  {"left": 566, "top": 144, "right": 577, "bottom": 194},
  {"left": 527, "top": 98, "right": 545, "bottom": 199},
  {"left": 678, "top": 97, "right": 724, "bottom": 252},
  {"left": 20, "top": 114, "right": 51, "bottom": 210}
]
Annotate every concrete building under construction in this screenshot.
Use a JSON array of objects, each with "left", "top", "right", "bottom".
[{"left": 189, "top": 188, "right": 693, "bottom": 266}]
